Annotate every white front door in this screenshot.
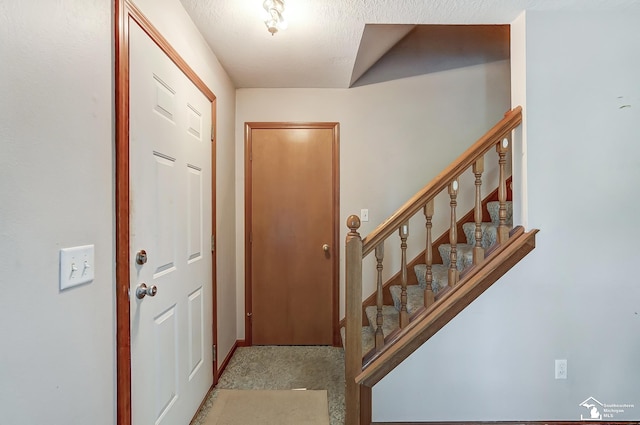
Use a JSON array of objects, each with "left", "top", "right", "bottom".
[{"left": 129, "top": 22, "right": 213, "bottom": 425}]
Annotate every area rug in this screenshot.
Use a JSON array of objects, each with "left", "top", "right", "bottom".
[{"left": 202, "top": 389, "right": 330, "bottom": 425}]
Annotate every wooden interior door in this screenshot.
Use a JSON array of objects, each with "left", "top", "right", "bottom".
[
  {"left": 129, "top": 22, "right": 213, "bottom": 425},
  {"left": 246, "top": 123, "right": 339, "bottom": 346}
]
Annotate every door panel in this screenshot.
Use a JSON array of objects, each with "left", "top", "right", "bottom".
[
  {"left": 247, "top": 125, "right": 338, "bottom": 345},
  {"left": 154, "top": 306, "right": 178, "bottom": 421},
  {"left": 187, "top": 287, "right": 204, "bottom": 378},
  {"left": 129, "top": 22, "right": 212, "bottom": 425},
  {"left": 152, "top": 153, "right": 177, "bottom": 277}
]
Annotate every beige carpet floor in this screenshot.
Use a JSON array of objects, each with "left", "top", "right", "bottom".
[
  {"left": 201, "top": 389, "right": 330, "bottom": 425},
  {"left": 191, "top": 346, "right": 345, "bottom": 425}
]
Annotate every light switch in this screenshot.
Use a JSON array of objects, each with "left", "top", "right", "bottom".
[
  {"left": 361, "top": 209, "right": 369, "bottom": 222},
  {"left": 60, "top": 245, "right": 95, "bottom": 290}
]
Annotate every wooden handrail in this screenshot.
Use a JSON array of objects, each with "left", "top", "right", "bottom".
[{"left": 361, "top": 106, "right": 522, "bottom": 256}]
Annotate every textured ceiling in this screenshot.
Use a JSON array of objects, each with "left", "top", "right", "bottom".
[{"left": 179, "top": 0, "right": 640, "bottom": 88}]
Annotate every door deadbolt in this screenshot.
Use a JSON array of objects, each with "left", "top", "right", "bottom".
[{"left": 136, "top": 249, "right": 148, "bottom": 265}]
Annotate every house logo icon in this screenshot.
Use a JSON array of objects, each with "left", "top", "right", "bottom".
[{"left": 579, "top": 397, "right": 603, "bottom": 420}]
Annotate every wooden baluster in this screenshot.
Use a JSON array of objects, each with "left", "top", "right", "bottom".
[
  {"left": 374, "top": 243, "right": 384, "bottom": 351},
  {"left": 448, "top": 180, "right": 459, "bottom": 287},
  {"left": 473, "top": 157, "right": 485, "bottom": 265},
  {"left": 497, "top": 138, "right": 510, "bottom": 243},
  {"left": 399, "top": 222, "right": 409, "bottom": 328},
  {"left": 345, "top": 215, "right": 362, "bottom": 425},
  {"left": 423, "top": 200, "right": 435, "bottom": 307}
]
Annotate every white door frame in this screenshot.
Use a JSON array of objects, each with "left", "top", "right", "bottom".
[{"left": 115, "top": 2, "right": 217, "bottom": 424}]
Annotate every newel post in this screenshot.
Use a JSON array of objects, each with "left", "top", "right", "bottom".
[{"left": 345, "top": 215, "right": 363, "bottom": 425}]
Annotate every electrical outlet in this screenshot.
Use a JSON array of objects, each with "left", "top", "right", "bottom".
[{"left": 555, "top": 359, "right": 567, "bottom": 379}]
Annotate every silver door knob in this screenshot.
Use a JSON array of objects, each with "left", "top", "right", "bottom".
[
  {"left": 136, "top": 249, "right": 148, "bottom": 265},
  {"left": 136, "top": 283, "right": 157, "bottom": 299},
  {"left": 322, "top": 244, "right": 330, "bottom": 252}
]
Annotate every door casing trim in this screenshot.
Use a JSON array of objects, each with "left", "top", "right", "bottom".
[
  {"left": 115, "top": 1, "right": 217, "bottom": 424},
  {"left": 243, "top": 122, "right": 340, "bottom": 346}
]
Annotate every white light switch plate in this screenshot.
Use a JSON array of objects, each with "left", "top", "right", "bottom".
[
  {"left": 361, "top": 209, "right": 369, "bottom": 222},
  {"left": 60, "top": 245, "right": 95, "bottom": 290}
]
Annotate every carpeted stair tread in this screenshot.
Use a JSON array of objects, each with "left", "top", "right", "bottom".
[
  {"left": 487, "top": 201, "right": 513, "bottom": 226},
  {"left": 462, "top": 222, "right": 500, "bottom": 249},
  {"left": 340, "top": 326, "right": 375, "bottom": 355},
  {"left": 414, "top": 263, "right": 449, "bottom": 292},
  {"left": 389, "top": 285, "right": 425, "bottom": 314},
  {"left": 365, "top": 305, "right": 399, "bottom": 338},
  {"left": 438, "top": 243, "right": 474, "bottom": 270}
]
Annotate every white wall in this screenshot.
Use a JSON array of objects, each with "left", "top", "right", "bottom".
[
  {"left": 0, "top": 1, "right": 237, "bottom": 423},
  {"left": 235, "top": 60, "right": 511, "bottom": 338},
  {"left": 0, "top": 1, "right": 114, "bottom": 424},
  {"left": 373, "top": 10, "right": 640, "bottom": 422},
  {"left": 510, "top": 11, "right": 528, "bottom": 229},
  {"left": 132, "top": 0, "right": 238, "bottom": 368}
]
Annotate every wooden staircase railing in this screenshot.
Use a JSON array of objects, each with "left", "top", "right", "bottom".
[{"left": 344, "top": 106, "right": 539, "bottom": 425}]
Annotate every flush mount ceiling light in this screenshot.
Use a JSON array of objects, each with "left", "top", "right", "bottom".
[{"left": 263, "top": 0, "right": 287, "bottom": 35}]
